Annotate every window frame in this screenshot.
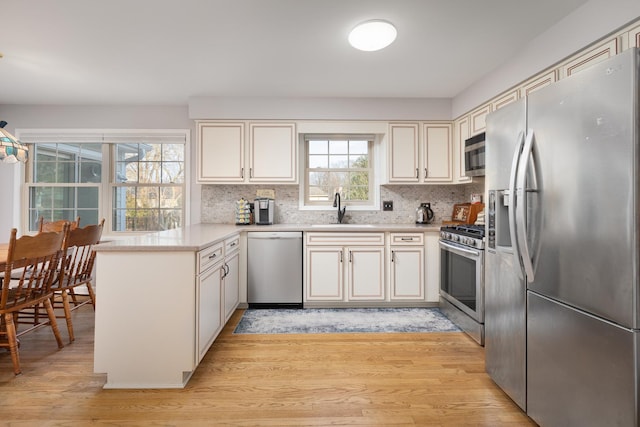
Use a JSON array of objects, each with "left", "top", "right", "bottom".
[
  {"left": 17, "top": 128, "right": 190, "bottom": 236},
  {"left": 299, "top": 133, "right": 380, "bottom": 211}
]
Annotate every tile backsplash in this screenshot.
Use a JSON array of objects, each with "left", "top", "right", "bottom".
[{"left": 201, "top": 179, "right": 484, "bottom": 225}]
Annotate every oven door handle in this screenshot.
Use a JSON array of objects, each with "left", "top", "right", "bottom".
[{"left": 439, "top": 241, "right": 481, "bottom": 258}]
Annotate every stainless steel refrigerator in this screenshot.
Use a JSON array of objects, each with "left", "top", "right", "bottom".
[{"left": 485, "top": 47, "right": 640, "bottom": 426}]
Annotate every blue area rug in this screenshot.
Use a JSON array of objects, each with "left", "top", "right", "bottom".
[{"left": 234, "top": 307, "right": 461, "bottom": 334}]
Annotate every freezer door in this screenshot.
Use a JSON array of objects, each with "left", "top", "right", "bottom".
[
  {"left": 484, "top": 248, "right": 526, "bottom": 410},
  {"left": 526, "top": 48, "right": 640, "bottom": 329},
  {"left": 527, "top": 291, "right": 639, "bottom": 427},
  {"left": 485, "top": 98, "right": 526, "bottom": 190}
]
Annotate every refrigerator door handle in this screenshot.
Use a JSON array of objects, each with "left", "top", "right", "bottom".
[
  {"left": 515, "top": 129, "right": 536, "bottom": 282},
  {"left": 508, "top": 131, "right": 526, "bottom": 279}
]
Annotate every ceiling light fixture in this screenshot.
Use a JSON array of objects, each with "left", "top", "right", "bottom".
[{"left": 348, "top": 20, "right": 397, "bottom": 52}]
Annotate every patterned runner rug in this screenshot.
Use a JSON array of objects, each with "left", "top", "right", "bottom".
[{"left": 234, "top": 307, "right": 460, "bottom": 334}]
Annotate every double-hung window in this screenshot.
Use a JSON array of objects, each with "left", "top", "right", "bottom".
[
  {"left": 304, "top": 135, "right": 374, "bottom": 207},
  {"left": 20, "top": 130, "right": 188, "bottom": 233}
]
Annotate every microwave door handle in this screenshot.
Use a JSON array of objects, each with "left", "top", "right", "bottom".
[
  {"left": 508, "top": 131, "right": 525, "bottom": 279},
  {"left": 515, "top": 129, "right": 536, "bottom": 282}
]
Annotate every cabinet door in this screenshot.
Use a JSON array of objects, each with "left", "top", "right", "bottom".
[
  {"left": 627, "top": 23, "right": 640, "bottom": 48},
  {"left": 492, "top": 90, "right": 519, "bottom": 111},
  {"left": 223, "top": 251, "right": 240, "bottom": 322},
  {"left": 422, "top": 123, "right": 452, "bottom": 182},
  {"left": 197, "top": 122, "right": 245, "bottom": 182},
  {"left": 454, "top": 115, "right": 472, "bottom": 183},
  {"left": 197, "top": 263, "right": 223, "bottom": 362},
  {"left": 470, "top": 104, "right": 491, "bottom": 135},
  {"left": 558, "top": 38, "right": 619, "bottom": 79},
  {"left": 390, "top": 247, "right": 425, "bottom": 300},
  {"left": 347, "top": 247, "right": 385, "bottom": 301},
  {"left": 519, "top": 70, "right": 557, "bottom": 98},
  {"left": 306, "top": 247, "right": 344, "bottom": 301},
  {"left": 388, "top": 123, "right": 419, "bottom": 183},
  {"left": 248, "top": 123, "right": 297, "bottom": 182}
]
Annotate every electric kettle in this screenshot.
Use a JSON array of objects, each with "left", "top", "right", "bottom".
[{"left": 416, "top": 203, "right": 434, "bottom": 224}]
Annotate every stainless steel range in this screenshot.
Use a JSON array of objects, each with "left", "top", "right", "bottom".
[{"left": 439, "top": 224, "right": 485, "bottom": 345}]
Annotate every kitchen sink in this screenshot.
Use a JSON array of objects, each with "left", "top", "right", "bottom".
[{"left": 310, "top": 224, "right": 375, "bottom": 228}]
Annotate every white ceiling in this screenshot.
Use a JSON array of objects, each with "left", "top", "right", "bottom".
[{"left": 1, "top": 0, "right": 589, "bottom": 106}]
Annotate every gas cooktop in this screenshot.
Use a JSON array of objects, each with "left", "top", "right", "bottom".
[{"left": 440, "top": 224, "right": 485, "bottom": 249}]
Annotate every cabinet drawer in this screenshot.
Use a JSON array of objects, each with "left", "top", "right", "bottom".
[
  {"left": 224, "top": 234, "right": 240, "bottom": 254},
  {"left": 390, "top": 233, "right": 424, "bottom": 246},
  {"left": 198, "top": 242, "right": 224, "bottom": 273},
  {"left": 306, "top": 232, "right": 385, "bottom": 246}
]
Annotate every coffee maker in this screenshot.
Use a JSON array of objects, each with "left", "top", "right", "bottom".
[{"left": 255, "top": 198, "right": 275, "bottom": 225}]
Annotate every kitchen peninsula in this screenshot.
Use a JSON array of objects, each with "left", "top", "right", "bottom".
[{"left": 93, "top": 223, "right": 440, "bottom": 388}]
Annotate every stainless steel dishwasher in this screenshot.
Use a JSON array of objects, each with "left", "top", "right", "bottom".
[{"left": 247, "top": 231, "right": 303, "bottom": 308}]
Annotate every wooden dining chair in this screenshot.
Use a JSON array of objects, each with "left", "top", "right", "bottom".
[
  {"left": 38, "top": 216, "right": 80, "bottom": 233},
  {"left": 0, "top": 225, "right": 68, "bottom": 375},
  {"left": 53, "top": 219, "right": 104, "bottom": 342}
]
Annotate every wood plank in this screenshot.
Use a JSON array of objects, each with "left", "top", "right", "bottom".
[{"left": 0, "top": 307, "right": 534, "bottom": 425}]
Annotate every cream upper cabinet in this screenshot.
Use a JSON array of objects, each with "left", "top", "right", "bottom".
[
  {"left": 558, "top": 38, "right": 619, "bottom": 79},
  {"left": 453, "top": 115, "right": 472, "bottom": 183},
  {"left": 492, "top": 90, "right": 519, "bottom": 111},
  {"left": 626, "top": 23, "right": 640, "bottom": 48},
  {"left": 388, "top": 122, "right": 452, "bottom": 184},
  {"left": 519, "top": 70, "right": 557, "bottom": 98},
  {"left": 197, "top": 122, "right": 245, "bottom": 182},
  {"left": 469, "top": 104, "right": 491, "bottom": 136},
  {"left": 388, "top": 123, "right": 420, "bottom": 183},
  {"left": 248, "top": 123, "right": 297, "bottom": 183},
  {"left": 197, "top": 121, "right": 297, "bottom": 184},
  {"left": 422, "top": 123, "right": 453, "bottom": 182}
]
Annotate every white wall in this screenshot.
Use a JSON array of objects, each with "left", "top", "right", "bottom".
[{"left": 452, "top": 0, "right": 640, "bottom": 118}]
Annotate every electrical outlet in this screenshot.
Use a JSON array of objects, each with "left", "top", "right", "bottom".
[{"left": 382, "top": 200, "right": 393, "bottom": 211}]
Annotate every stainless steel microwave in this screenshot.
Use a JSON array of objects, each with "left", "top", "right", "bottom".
[{"left": 464, "top": 132, "right": 485, "bottom": 177}]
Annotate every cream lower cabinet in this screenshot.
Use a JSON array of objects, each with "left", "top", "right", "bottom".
[
  {"left": 305, "top": 233, "right": 385, "bottom": 303},
  {"left": 222, "top": 236, "right": 240, "bottom": 322},
  {"left": 389, "top": 233, "right": 425, "bottom": 300},
  {"left": 196, "top": 242, "right": 224, "bottom": 363}
]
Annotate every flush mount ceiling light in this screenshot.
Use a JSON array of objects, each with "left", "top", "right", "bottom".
[{"left": 348, "top": 20, "right": 397, "bottom": 51}]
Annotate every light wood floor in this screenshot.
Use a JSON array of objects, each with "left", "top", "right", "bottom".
[{"left": 0, "top": 306, "right": 535, "bottom": 426}]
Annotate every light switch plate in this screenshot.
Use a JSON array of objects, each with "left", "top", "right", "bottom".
[{"left": 382, "top": 201, "right": 393, "bottom": 211}]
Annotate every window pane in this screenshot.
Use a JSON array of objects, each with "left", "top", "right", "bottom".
[
  {"left": 308, "top": 140, "right": 328, "bottom": 154},
  {"left": 138, "top": 161, "right": 162, "bottom": 184},
  {"left": 308, "top": 171, "right": 328, "bottom": 186},
  {"left": 80, "top": 161, "right": 102, "bottom": 183},
  {"left": 308, "top": 186, "right": 330, "bottom": 202},
  {"left": 162, "top": 144, "right": 185, "bottom": 161},
  {"left": 329, "top": 140, "right": 348, "bottom": 154},
  {"left": 160, "top": 209, "right": 182, "bottom": 229},
  {"left": 349, "top": 140, "right": 368, "bottom": 154},
  {"left": 162, "top": 162, "right": 184, "bottom": 183},
  {"left": 78, "top": 187, "right": 99, "bottom": 209},
  {"left": 345, "top": 186, "right": 369, "bottom": 201},
  {"left": 329, "top": 171, "right": 348, "bottom": 189},
  {"left": 308, "top": 155, "right": 328, "bottom": 169},
  {"left": 329, "top": 155, "right": 348, "bottom": 168},
  {"left": 349, "top": 155, "right": 368, "bottom": 168},
  {"left": 160, "top": 186, "right": 182, "bottom": 209}
]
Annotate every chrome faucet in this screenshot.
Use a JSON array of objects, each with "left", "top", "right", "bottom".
[{"left": 333, "top": 192, "right": 346, "bottom": 223}]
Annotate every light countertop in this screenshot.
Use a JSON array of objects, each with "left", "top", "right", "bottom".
[{"left": 94, "top": 223, "right": 442, "bottom": 253}]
